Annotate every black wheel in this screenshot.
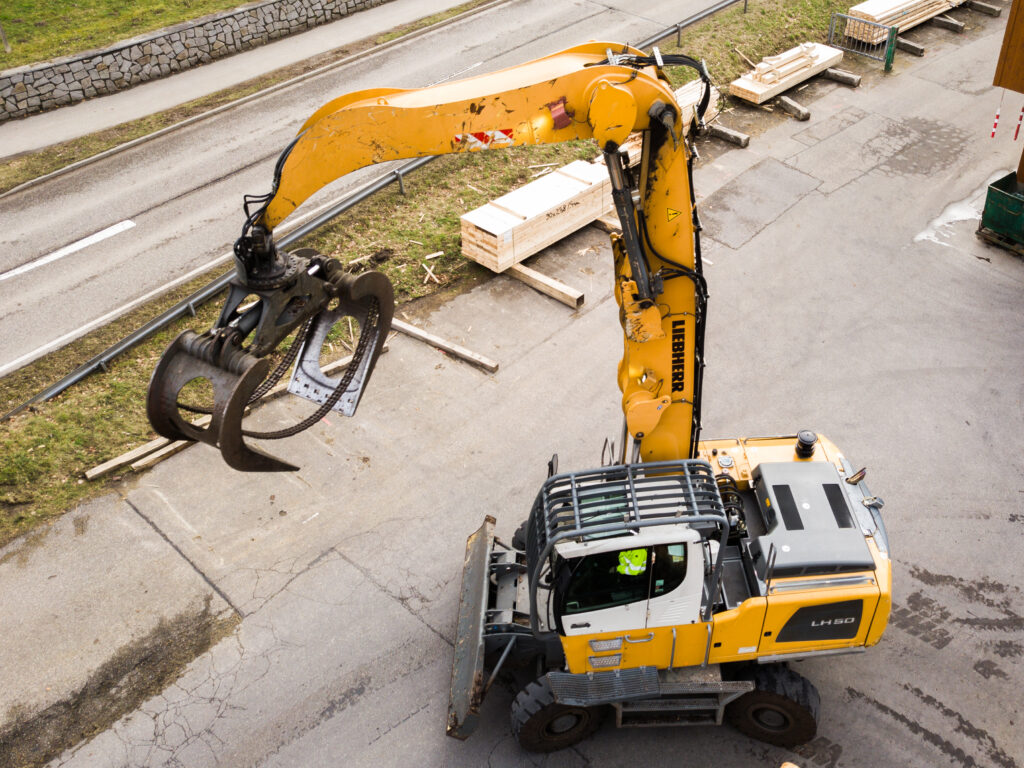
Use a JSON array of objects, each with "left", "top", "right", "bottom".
[
  {"left": 511, "top": 676, "right": 605, "bottom": 752},
  {"left": 726, "top": 665, "right": 820, "bottom": 747},
  {"left": 511, "top": 519, "right": 529, "bottom": 551}
]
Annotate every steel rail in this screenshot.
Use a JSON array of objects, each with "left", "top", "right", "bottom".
[{"left": 4, "top": 0, "right": 747, "bottom": 421}]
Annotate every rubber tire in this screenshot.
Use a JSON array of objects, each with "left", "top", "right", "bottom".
[
  {"left": 511, "top": 519, "right": 529, "bottom": 551},
  {"left": 511, "top": 676, "right": 604, "bottom": 753},
  {"left": 726, "top": 665, "right": 820, "bottom": 748}
]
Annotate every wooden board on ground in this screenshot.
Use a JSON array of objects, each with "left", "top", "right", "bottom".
[
  {"left": 392, "top": 318, "right": 499, "bottom": 372},
  {"left": 507, "top": 263, "right": 584, "bottom": 309},
  {"left": 729, "top": 43, "right": 844, "bottom": 104},
  {"left": 460, "top": 160, "right": 610, "bottom": 272}
]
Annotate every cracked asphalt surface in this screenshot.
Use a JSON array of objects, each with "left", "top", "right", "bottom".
[{"left": 2, "top": 4, "right": 1022, "bottom": 768}]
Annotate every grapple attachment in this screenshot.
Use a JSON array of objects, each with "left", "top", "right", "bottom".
[
  {"left": 146, "top": 330, "right": 291, "bottom": 472},
  {"left": 146, "top": 246, "right": 394, "bottom": 472}
]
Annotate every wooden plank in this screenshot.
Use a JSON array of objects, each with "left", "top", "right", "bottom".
[
  {"left": 729, "top": 43, "right": 844, "bottom": 104},
  {"left": 392, "top": 318, "right": 499, "bottom": 373},
  {"left": 507, "top": 263, "right": 584, "bottom": 309},
  {"left": 85, "top": 436, "right": 176, "bottom": 480},
  {"left": 130, "top": 440, "right": 192, "bottom": 471}
]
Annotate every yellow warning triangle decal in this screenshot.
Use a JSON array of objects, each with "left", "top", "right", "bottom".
[{"left": 667, "top": 208, "right": 682, "bottom": 222}]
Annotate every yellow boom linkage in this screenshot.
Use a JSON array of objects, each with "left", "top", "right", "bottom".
[{"left": 148, "top": 42, "right": 712, "bottom": 470}]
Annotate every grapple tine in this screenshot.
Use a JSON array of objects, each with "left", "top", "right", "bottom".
[
  {"left": 287, "top": 271, "right": 394, "bottom": 413},
  {"left": 146, "top": 330, "right": 299, "bottom": 472}
]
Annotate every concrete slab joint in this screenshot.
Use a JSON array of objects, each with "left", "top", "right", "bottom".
[{"left": 0, "top": 0, "right": 392, "bottom": 123}]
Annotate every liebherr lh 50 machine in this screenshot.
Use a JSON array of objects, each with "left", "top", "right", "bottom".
[{"left": 147, "top": 43, "right": 891, "bottom": 753}]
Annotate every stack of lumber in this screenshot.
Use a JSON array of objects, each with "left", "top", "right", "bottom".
[
  {"left": 461, "top": 160, "right": 610, "bottom": 272},
  {"left": 845, "top": 0, "right": 957, "bottom": 42},
  {"left": 729, "top": 43, "right": 844, "bottom": 104}
]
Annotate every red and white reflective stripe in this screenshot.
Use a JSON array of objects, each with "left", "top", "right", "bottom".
[
  {"left": 991, "top": 107, "right": 1000, "bottom": 138},
  {"left": 453, "top": 129, "right": 515, "bottom": 149},
  {"left": 1015, "top": 106, "right": 1023, "bottom": 141}
]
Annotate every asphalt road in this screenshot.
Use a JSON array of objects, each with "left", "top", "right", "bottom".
[
  {"left": 45, "top": 7, "right": 1024, "bottom": 768},
  {"left": 0, "top": 0, "right": 714, "bottom": 377}
]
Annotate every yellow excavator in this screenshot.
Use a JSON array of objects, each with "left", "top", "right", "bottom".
[{"left": 147, "top": 42, "right": 891, "bottom": 752}]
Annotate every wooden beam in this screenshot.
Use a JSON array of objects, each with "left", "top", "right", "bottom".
[
  {"left": 708, "top": 124, "right": 751, "bottom": 147},
  {"left": 85, "top": 436, "right": 180, "bottom": 480},
  {"left": 507, "top": 263, "right": 584, "bottom": 309},
  {"left": 931, "top": 13, "right": 965, "bottom": 31},
  {"left": 967, "top": 0, "right": 1001, "bottom": 15},
  {"left": 823, "top": 68, "right": 862, "bottom": 87},
  {"left": 896, "top": 36, "right": 926, "bottom": 55},
  {"left": 392, "top": 318, "right": 499, "bottom": 373},
  {"left": 130, "top": 440, "right": 192, "bottom": 471},
  {"left": 777, "top": 96, "right": 811, "bottom": 121}
]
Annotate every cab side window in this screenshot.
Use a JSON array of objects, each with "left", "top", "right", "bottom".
[
  {"left": 561, "top": 544, "right": 689, "bottom": 615},
  {"left": 562, "top": 548, "right": 651, "bottom": 615},
  {"left": 650, "top": 544, "right": 687, "bottom": 597}
]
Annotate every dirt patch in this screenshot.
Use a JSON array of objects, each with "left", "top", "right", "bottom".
[{"left": 0, "top": 597, "right": 239, "bottom": 768}]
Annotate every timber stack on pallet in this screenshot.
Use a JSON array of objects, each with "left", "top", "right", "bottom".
[
  {"left": 845, "top": 0, "right": 961, "bottom": 42},
  {"left": 460, "top": 160, "right": 610, "bottom": 274},
  {"left": 729, "top": 43, "right": 844, "bottom": 104}
]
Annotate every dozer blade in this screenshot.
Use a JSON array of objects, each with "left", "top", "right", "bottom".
[
  {"left": 146, "top": 330, "right": 299, "bottom": 472},
  {"left": 287, "top": 270, "right": 394, "bottom": 413},
  {"left": 447, "top": 515, "right": 496, "bottom": 740}
]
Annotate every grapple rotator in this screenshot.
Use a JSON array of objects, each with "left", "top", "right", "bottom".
[{"left": 147, "top": 226, "right": 394, "bottom": 472}]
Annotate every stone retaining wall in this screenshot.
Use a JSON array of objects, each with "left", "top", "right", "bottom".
[{"left": 0, "top": 0, "right": 390, "bottom": 124}]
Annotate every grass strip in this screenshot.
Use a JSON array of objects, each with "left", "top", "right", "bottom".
[
  {"left": 0, "top": 0, "right": 848, "bottom": 547},
  {"left": 0, "top": 0, "right": 250, "bottom": 71}
]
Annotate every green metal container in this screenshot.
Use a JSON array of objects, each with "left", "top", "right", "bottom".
[{"left": 980, "top": 172, "right": 1024, "bottom": 246}]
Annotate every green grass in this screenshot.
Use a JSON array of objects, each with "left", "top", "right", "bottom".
[
  {"left": 0, "top": 0, "right": 849, "bottom": 546},
  {"left": 661, "top": 0, "right": 845, "bottom": 87},
  {"left": 0, "top": 0, "right": 493, "bottom": 195},
  {"left": 0, "top": 0, "right": 250, "bottom": 70}
]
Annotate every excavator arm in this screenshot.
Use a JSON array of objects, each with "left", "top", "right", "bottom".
[{"left": 147, "top": 41, "right": 712, "bottom": 471}]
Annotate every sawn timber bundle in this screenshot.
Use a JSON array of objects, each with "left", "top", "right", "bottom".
[
  {"left": 845, "top": 0, "right": 963, "bottom": 42},
  {"left": 728, "top": 43, "right": 844, "bottom": 104}
]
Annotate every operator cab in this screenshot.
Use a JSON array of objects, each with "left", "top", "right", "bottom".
[{"left": 552, "top": 526, "right": 718, "bottom": 635}]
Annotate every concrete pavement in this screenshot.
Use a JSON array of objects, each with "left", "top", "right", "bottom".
[
  {"left": 0, "top": 0, "right": 481, "bottom": 159},
  {"left": 3, "top": 3, "right": 1024, "bottom": 768}
]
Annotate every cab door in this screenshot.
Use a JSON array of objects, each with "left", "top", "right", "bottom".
[{"left": 558, "top": 546, "right": 651, "bottom": 637}]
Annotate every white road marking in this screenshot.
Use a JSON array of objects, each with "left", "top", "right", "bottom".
[{"left": 0, "top": 220, "right": 136, "bottom": 283}]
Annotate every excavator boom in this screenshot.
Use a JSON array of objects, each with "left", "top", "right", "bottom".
[{"left": 148, "top": 42, "right": 711, "bottom": 470}]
